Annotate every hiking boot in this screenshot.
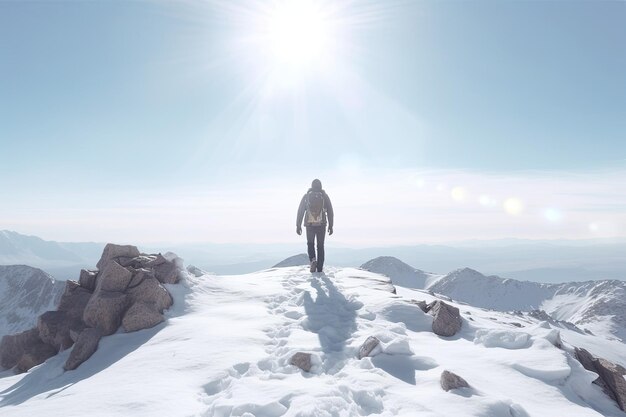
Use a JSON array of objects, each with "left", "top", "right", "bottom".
[{"left": 310, "top": 258, "right": 317, "bottom": 273}]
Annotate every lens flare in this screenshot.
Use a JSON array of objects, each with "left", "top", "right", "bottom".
[
  {"left": 544, "top": 208, "right": 562, "bottom": 222},
  {"left": 503, "top": 198, "right": 524, "bottom": 216},
  {"left": 450, "top": 186, "right": 467, "bottom": 202}
]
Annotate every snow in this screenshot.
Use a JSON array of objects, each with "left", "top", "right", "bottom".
[
  {"left": 365, "top": 257, "right": 626, "bottom": 342},
  {"left": 1, "top": 266, "right": 625, "bottom": 416}
]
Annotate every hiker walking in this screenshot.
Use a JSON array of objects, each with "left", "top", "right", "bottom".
[{"left": 296, "top": 179, "right": 334, "bottom": 273}]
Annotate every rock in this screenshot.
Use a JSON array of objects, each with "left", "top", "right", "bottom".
[
  {"left": 118, "top": 255, "right": 158, "bottom": 269},
  {"left": 122, "top": 302, "right": 164, "bottom": 332},
  {"left": 58, "top": 280, "right": 92, "bottom": 319},
  {"left": 83, "top": 290, "right": 129, "bottom": 335},
  {"left": 440, "top": 370, "right": 470, "bottom": 391},
  {"left": 64, "top": 328, "right": 102, "bottom": 371},
  {"left": 79, "top": 269, "right": 98, "bottom": 291},
  {"left": 69, "top": 320, "right": 88, "bottom": 342},
  {"left": 415, "top": 300, "right": 429, "bottom": 313},
  {"left": 595, "top": 358, "right": 626, "bottom": 411},
  {"left": 0, "top": 328, "right": 41, "bottom": 369},
  {"left": 575, "top": 347, "right": 626, "bottom": 410},
  {"left": 430, "top": 301, "right": 462, "bottom": 337},
  {"left": 15, "top": 341, "right": 57, "bottom": 373},
  {"left": 127, "top": 276, "right": 173, "bottom": 313},
  {"left": 96, "top": 243, "right": 140, "bottom": 270},
  {"left": 187, "top": 265, "right": 206, "bottom": 277},
  {"left": 358, "top": 336, "right": 381, "bottom": 359},
  {"left": 290, "top": 352, "right": 312, "bottom": 372},
  {"left": 38, "top": 311, "right": 74, "bottom": 351},
  {"left": 574, "top": 348, "right": 626, "bottom": 411},
  {"left": 96, "top": 260, "right": 133, "bottom": 292},
  {"left": 144, "top": 253, "right": 168, "bottom": 267},
  {"left": 152, "top": 260, "right": 179, "bottom": 284}
]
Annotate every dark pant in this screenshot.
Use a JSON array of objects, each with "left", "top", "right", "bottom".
[{"left": 306, "top": 225, "right": 326, "bottom": 271}]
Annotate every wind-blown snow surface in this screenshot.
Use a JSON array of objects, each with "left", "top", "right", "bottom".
[
  {"left": 0, "top": 265, "right": 64, "bottom": 339},
  {"left": 1, "top": 267, "right": 626, "bottom": 416},
  {"left": 363, "top": 257, "right": 626, "bottom": 342}
]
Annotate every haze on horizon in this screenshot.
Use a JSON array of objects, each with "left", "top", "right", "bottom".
[{"left": 1, "top": 0, "right": 624, "bottom": 245}]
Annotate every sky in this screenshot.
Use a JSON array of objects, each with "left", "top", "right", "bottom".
[{"left": 0, "top": 0, "right": 625, "bottom": 245}]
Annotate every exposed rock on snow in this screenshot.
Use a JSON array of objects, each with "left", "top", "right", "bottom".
[
  {"left": 122, "top": 302, "right": 165, "bottom": 332},
  {"left": 440, "top": 370, "right": 469, "bottom": 391},
  {"left": 289, "top": 352, "right": 312, "bottom": 372},
  {"left": 83, "top": 290, "right": 129, "bottom": 335},
  {"left": 357, "top": 336, "right": 381, "bottom": 359},
  {"left": 429, "top": 301, "right": 462, "bottom": 337},
  {"left": 79, "top": 269, "right": 98, "bottom": 292},
  {"left": 187, "top": 265, "right": 208, "bottom": 277},
  {"left": 575, "top": 347, "right": 626, "bottom": 411},
  {"left": 58, "top": 281, "right": 92, "bottom": 320},
  {"left": 64, "top": 328, "right": 102, "bottom": 371},
  {"left": 96, "top": 243, "right": 140, "bottom": 269},
  {"left": 15, "top": 340, "right": 57, "bottom": 373},
  {"left": 0, "top": 328, "right": 41, "bottom": 369},
  {"left": 273, "top": 254, "right": 309, "bottom": 268},
  {"left": 0, "top": 244, "right": 184, "bottom": 373},
  {"left": 96, "top": 260, "right": 132, "bottom": 292},
  {"left": 37, "top": 311, "right": 74, "bottom": 351}
]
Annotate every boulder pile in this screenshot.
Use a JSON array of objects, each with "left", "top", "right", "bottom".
[{"left": 0, "top": 243, "right": 183, "bottom": 373}]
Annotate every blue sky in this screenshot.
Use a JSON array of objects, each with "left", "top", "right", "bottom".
[{"left": 0, "top": 1, "right": 624, "bottom": 244}]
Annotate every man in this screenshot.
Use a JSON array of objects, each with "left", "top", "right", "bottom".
[{"left": 296, "top": 179, "right": 334, "bottom": 273}]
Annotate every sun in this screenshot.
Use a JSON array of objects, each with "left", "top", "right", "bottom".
[{"left": 265, "top": 0, "right": 333, "bottom": 70}]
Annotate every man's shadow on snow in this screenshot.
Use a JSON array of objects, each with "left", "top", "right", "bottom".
[{"left": 303, "top": 273, "right": 358, "bottom": 354}]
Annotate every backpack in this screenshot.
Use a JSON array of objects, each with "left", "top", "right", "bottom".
[{"left": 305, "top": 191, "right": 325, "bottom": 226}]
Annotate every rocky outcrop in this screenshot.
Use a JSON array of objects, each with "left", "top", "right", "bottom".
[
  {"left": 16, "top": 341, "right": 57, "bottom": 373},
  {"left": 96, "top": 243, "right": 140, "bottom": 269},
  {"left": 575, "top": 347, "right": 626, "bottom": 411},
  {"left": 83, "top": 291, "right": 129, "bottom": 335},
  {"left": 0, "top": 243, "right": 184, "bottom": 373},
  {"left": 290, "top": 352, "right": 313, "bottom": 372},
  {"left": 64, "top": 328, "right": 102, "bottom": 371},
  {"left": 122, "top": 302, "right": 165, "bottom": 332},
  {"left": 37, "top": 311, "right": 74, "bottom": 351},
  {"left": 0, "top": 328, "right": 41, "bottom": 369},
  {"left": 429, "top": 301, "right": 462, "bottom": 337},
  {"left": 440, "top": 370, "right": 469, "bottom": 391},
  {"left": 358, "top": 336, "right": 381, "bottom": 359},
  {"left": 79, "top": 269, "right": 98, "bottom": 292}
]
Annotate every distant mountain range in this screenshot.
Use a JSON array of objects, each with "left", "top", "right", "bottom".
[
  {"left": 0, "top": 230, "right": 104, "bottom": 280},
  {"left": 360, "top": 256, "right": 626, "bottom": 342},
  {"left": 0, "top": 265, "right": 65, "bottom": 339},
  {"left": 2, "top": 230, "right": 626, "bottom": 281}
]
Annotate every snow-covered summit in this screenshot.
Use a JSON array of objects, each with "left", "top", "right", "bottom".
[
  {"left": 1, "top": 266, "right": 625, "bottom": 416},
  {"left": 0, "top": 265, "right": 64, "bottom": 339},
  {"left": 273, "top": 253, "right": 309, "bottom": 268},
  {"left": 360, "top": 256, "right": 434, "bottom": 288}
]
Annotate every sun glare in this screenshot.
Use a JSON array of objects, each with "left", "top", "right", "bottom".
[{"left": 266, "top": 0, "right": 333, "bottom": 70}]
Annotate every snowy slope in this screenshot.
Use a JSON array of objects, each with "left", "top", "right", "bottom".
[
  {"left": 0, "top": 265, "right": 65, "bottom": 339},
  {"left": 1, "top": 266, "right": 625, "bottom": 416},
  {"left": 363, "top": 257, "right": 626, "bottom": 342},
  {"left": 360, "top": 256, "right": 435, "bottom": 289}
]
